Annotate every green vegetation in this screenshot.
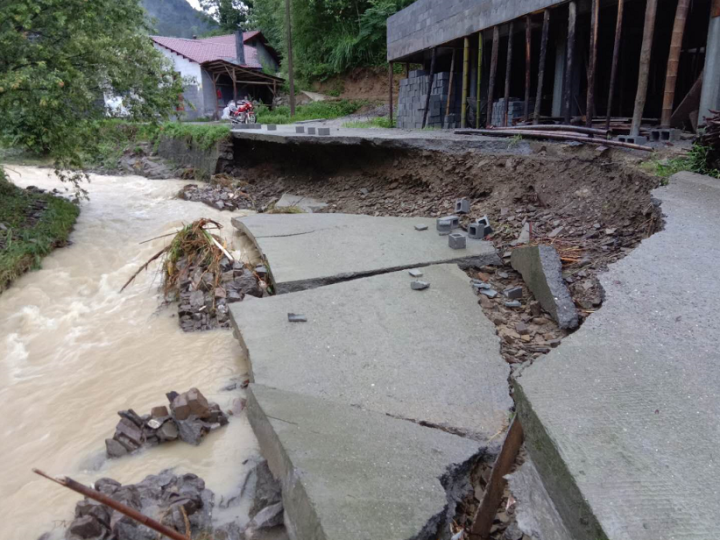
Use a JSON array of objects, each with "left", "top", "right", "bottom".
[
  {"left": 250, "top": 0, "right": 414, "bottom": 82},
  {"left": 0, "top": 170, "right": 79, "bottom": 292},
  {"left": 256, "top": 100, "right": 366, "bottom": 124},
  {"left": 0, "top": 0, "right": 185, "bottom": 190},
  {"left": 342, "top": 117, "right": 394, "bottom": 129},
  {"left": 142, "top": 0, "right": 217, "bottom": 38},
  {"left": 266, "top": 205, "right": 305, "bottom": 214},
  {"left": 644, "top": 144, "right": 720, "bottom": 180}
]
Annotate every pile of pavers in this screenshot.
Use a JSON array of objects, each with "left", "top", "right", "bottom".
[
  {"left": 396, "top": 70, "right": 462, "bottom": 129},
  {"left": 105, "top": 388, "right": 228, "bottom": 458}
]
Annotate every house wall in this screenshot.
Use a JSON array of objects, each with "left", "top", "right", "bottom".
[
  {"left": 387, "top": 0, "right": 565, "bottom": 62},
  {"left": 154, "top": 43, "right": 206, "bottom": 120},
  {"left": 253, "top": 40, "right": 280, "bottom": 73}
]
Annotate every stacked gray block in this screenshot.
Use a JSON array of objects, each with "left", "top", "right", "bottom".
[
  {"left": 397, "top": 70, "right": 463, "bottom": 129},
  {"left": 491, "top": 98, "right": 535, "bottom": 126}
]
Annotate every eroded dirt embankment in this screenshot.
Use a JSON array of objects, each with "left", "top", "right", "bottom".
[{"left": 214, "top": 140, "right": 662, "bottom": 366}]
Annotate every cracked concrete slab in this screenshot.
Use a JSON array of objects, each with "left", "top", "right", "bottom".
[
  {"left": 230, "top": 264, "right": 512, "bottom": 441},
  {"left": 232, "top": 213, "right": 499, "bottom": 293},
  {"left": 275, "top": 193, "right": 328, "bottom": 213},
  {"left": 515, "top": 172, "right": 720, "bottom": 540},
  {"left": 247, "top": 384, "right": 484, "bottom": 540}
]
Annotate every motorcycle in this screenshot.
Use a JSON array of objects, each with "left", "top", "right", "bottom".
[{"left": 230, "top": 100, "right": 256, "bottom": 125}]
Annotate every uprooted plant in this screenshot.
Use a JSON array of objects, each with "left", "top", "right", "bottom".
[{"left": 121, "top": 218, "right": 266, "bottom": 332}]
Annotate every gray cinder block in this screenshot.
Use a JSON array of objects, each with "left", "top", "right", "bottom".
[
  {"left": 296, "top": 126, "right": 305, "bottom": 133},
  {"left": 266, "top": 124, "right": 277, "bottom": 131},
  {"left": 468, "top": 222, "right": 484, "bottom": 239},
  {"left": 455, "top": 198, "right": 470, "bottom": 214},
  {"left": 307, "top": 127, "right": 317, "bottom": 135},
  {"left": 436, "top": 217, "right": 453, "bottom": 235},
  {"left": 448, "top": 233, "right": 466, "bottom": 250},
  {"left": 318, "top": 128, "right": 330, "bottom": 136}
]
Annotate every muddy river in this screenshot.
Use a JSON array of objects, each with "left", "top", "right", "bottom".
[{"left": 0, "top": 167, "right": 259, "bottom": 539}]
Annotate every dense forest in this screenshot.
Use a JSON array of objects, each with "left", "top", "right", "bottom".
[{"left": 142, "top": 0, "right": 218, "bottom": 38}]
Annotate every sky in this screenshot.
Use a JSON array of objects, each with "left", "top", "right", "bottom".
[{"left": 187, "top": 0, "right": 201, "bottom": 9}]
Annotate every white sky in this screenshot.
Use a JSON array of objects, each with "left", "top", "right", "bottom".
[{"left": 187, "top": 0, "right": 201, "bottom": 9}]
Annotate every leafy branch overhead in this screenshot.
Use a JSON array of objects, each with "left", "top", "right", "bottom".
[{"left": 0, "top": 0, "right": 185, "bottom": 188}]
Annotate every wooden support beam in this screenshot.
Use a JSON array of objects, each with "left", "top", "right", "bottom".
[
  {"left": 524, "top": 15, "right": 532, "bottom": 122},
  {"left": 284, "top": 0, "right": 296, "bottom": 116},
  {"left": 661, "top": 0, "right": 691, "bottom": 127},
  {"left": 232, "top": 70, "right": 238, "bottom": 101},
  {"left": 606, "top": 0, "right": 625, "bottom": 131},
  {"left": 631, "top": 0, "right": 658, "bottom": 136},
  {"left": 388, "top": 63, "right": 394, "bottom": 128},
  {"left": 670, "top": 69, "right": 703, "bottom": 128},
  {"left": 487, "top": 26, "right": 500, "bottom": 126},
  {"left": 461, "top": 37, "right": 470, "bottom": 128},
  {"left": 422, "top": 48, "right": 437, "bottom": 129},
  {"left": 504, "top": 21, "right": 514, "bottom": 126},
  {"left": 586, "top": 0, "right": 599, "bottom": 127},
  {"left": 211, "top": 73, "right": 220, "bottom": 119},
  {"left": 477, "top": 32, "right": 484, "bottom": 128},
  {"left": 446, "top": 49, "right": 457, "bottom": 123},
  {"left": 534, "top": 10, "right": 550, "bottom": 124},
  {"left": 564, "top": 1, "right": 577, "bottom": 124}
]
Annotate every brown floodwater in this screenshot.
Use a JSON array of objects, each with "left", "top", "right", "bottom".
[{"left": 0, "top": 167, "right": 259, "bottom": 539}]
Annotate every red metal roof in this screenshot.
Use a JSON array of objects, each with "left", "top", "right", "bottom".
[{"left": 151, "top": 33, "right": 262, "bottom": 69}]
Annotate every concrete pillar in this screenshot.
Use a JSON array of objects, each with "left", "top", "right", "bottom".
[
  {"left": 552, "top": 29, "right": 567, "bottom": 118},
  {"left": 699, "top": 0, "right": 720, "bottom": 126}
]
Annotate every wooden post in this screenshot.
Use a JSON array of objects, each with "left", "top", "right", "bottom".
[
  {"left": 606, "top": 0, "right": 625, "bottom": 130},
  {"left": 461, "top": 37, "right": 470, "bottom": 128},
  {"left": 631, "top": 0, "right": 659, "bottom": 136},
  {"left": 534, "top": 10, "right": 550, "bottom": 124},
  {"left": 422, "top": 48, "right": 437, "bottom": 128},
  {"left": 563, "top": 1, "right": 577, "bottom": 124},
  {"left": 586, "top": 0, "right": 599, "bottom": 127},
  {"left": 487, "top": 26, "right": 500, "bottom": 126},
  {"left": 477, "top": 32, "right": 484, "bottom": 128},
  {"left": 503, "top": 21, "right": 514, "bottom": 126},
  {"left": 524, "top": 15, "right": 532, "bottom": 122},
  {"left": 212, "top": 73, "right": 220, "bottom": 119},
  {"left": 388, "top": 62, "right": 394, "bottom": 127},
  {"left": 284, "top": 0, "right": 296, "bottom": 116},
  {"left": 232, "top": 71, "right": 238, "bottom": 102},
  {"left": 446, "top": 49, "right": 457, "bottom": 121},
  {"left": 405, "top": 62, "right": 410, "bottom": 78},
  {"left": 661, "top": 0, "right": 691, "bottom": 127}
]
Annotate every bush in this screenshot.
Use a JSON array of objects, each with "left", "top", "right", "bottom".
[{"left": 256, "top": 99, "right": 366, "bottom": 124}]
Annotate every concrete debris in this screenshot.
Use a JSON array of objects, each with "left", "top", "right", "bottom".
[
  {"left": 511, "top": 245, "right": 579, "bottom": 330},
  {"left": 180, "top": 183, "right": 254, "bottom": 212},
  {"left": 275, "top": 193, "right": 328, "bottom": 213},
  {"left": 449, "top": 233, "right": 467, "bottom": 249},
  {"left": 478, "top": 289, "right": 498, "bottom": 299},
  {"left": 409, "top": 269, "right": 424, "bottom": 277},
  {"left": 287, "top": 313, "right": 308, "bottom": 323},
  {"left": 106, "top": 388, "right": 227, "bottom": 458},
  {"left": 415, "top": 224, "right": 429, "bottom": 231},
  {"left": 411, "top": 280, "right": 430, "bottom": 290},
  {"left": 511, "top": 223, "right": 531, "bottom": 246},
  {"left": 504, "top": 301, "right": 522, "bottom": 308},
  {"left": 504, "top": 286, "right": 523, "bottom": 299}
]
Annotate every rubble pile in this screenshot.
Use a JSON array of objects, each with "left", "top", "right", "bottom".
[
  {"left": 177, "top": 255, "right": 266, "bottom": 332},
  {"left": 63, "top": 472, "right": 213, "bottom": 540},
  {"left": 180, "top": 183, "right": 255, "bottom": 212},
  {"left": 105, "top": 388, "right": 228, "bottom": 458}
]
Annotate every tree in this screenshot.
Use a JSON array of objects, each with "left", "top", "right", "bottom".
[
  {"left": 0, "top": 0, "right": 185, "bottom": 189},
  {"left": 199, "top": 0, "right": 255, "bottom": 33}
]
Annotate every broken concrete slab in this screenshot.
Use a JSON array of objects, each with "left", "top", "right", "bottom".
[
  {"left": 515, "top": 172, "right": 720, "bottom": 540},
  {"left": 232, "top": 214, "right": 499, "bottom": 293},
  {"left": 230, "top": 264, "right": 512, "bottom": 440},
  {"left": 275, "top": 193, "right": 328, "bottom": 213},
  {"left": 247, "top": 384, "right": 484, "bottom": 540},
  {"left": 511, "top": 245, "right": 578, "bottom": 329}
]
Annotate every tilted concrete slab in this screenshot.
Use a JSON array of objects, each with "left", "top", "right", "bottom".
[
  {"left": 232, "top": 213, "right": 500, "bottom": 293},
  {"left": 515, "top": 172, "right": 720, "bottom": 540},
  {"left": 247, "top": 384, "right": 484, "bottom": 540},
  {"left": 231, "top": 264, "right": 511, "bottom": 441},
  {"left": 275, "top": 193, "right": 328, "bottom": 213}
]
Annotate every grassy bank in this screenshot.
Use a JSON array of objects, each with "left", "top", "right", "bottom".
[
  {"left": 0, "top": 171, "right": 79, "bottom": 292},
  {"left": 256, "top": 99, "right": 366, "bottom": 125}
]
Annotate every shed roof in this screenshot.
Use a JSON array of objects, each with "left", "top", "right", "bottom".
[{"left": 151, "top": 32, "right": 262, "bottom": 69}]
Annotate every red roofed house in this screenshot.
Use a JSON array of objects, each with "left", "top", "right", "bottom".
[{"left": 152, "top": 31, "right": 283, "bottom": 120}]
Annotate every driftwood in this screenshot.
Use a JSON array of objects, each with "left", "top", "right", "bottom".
[
  {"left": 33, "top": 469, "right": 189, "bottom": 540},
  {"left": 455, "top": 128, "right": 653, "bottom": 151}
]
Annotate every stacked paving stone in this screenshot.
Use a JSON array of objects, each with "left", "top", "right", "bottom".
[
  {"left": 397, "top": 70, "right": 463, "bottom": 129},
  {"left": 490, "top": 98, "right": 535, "bottom": 126}
]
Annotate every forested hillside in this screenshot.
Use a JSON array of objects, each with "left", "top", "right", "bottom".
[
  {"left": 142, "top": 0, "right": 217, "bottom": 37},
  {"left": 252, "top": 0, "right": 413, "bottom": 81}
]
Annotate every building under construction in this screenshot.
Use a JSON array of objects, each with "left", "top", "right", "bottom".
[{"left": 387, "top": 0, "right": 719, "bottom": 141}]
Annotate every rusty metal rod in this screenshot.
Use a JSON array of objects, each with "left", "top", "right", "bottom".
[
  {"left": 33, "top": 469, "right": 188, "bottom": 540},
  {"left": 504, "top": 21, "right": 515, "bottom": 126},
  {"left": 606, "top": 0, "right": 625, "bottom": 131},
  {"left": 586, "top": 0, "right": 599, "bottom": 127},
  {"left": 455, "top": 128, "right": 653, "bottom": 151},
  {"left": 631, "top": 0, "right": 659, "bottom": 136},
  {"left": 525, "top": 15, "right": 532, "bottom": 122},
  {"left": 487, "top": 26, "right": 500, "bottom": 126},
  {"left": 564, "top": 1, "right": 577, "bottom": 124},
  {"left": 661, "top": 0, "right": 691, "bottom": 127},
  {"left": 534, "top": 10, "right": 550, "bottom": 124}
]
